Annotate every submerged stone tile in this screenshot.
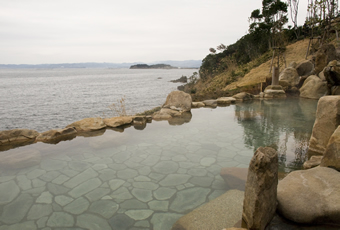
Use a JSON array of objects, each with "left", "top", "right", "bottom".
[
  {"left": 187, "top": 168, "right": 208, "bottom": 177},
  {"left": 0, "top": 193, "right": 34, "bottom": 224},
  {"left": 149, "top": 172, "right": 165, "bottom": 181},
  {"left": 85, "top": 187, "right": 110, "bottom": 202},
  {"left": 27, "top": 204, "right": 53, "bottom": 220},
  {"left": 148, "top": 200, "right": 169, "bottom": 211},
  {"left": 64, "top": 197, "right": 89, "bottom": 215},
  {"left": 109, "top": 214, "right": 134, "bottom": 230},
  {"left": 63, "top": 168, "right": 98, "bottom": 189},
  {"left": 52, "top": 175, "right": 70, "bottom": 185},
  {"left": 141, "top": 155, "right": 160, "bottom": 166},
  {"left": 126, "top": 210, "right": 154, "bottom": 221},
  {"left": 32, "top": 178, "right": 46, "bottom": 188},
  {"left": 153, "top": 161, "right": 179, "bottom": 174},
  {"left": 36, "top": 191, "right": 53, "bottom": 204},
  {"left": 200, "top": 157, "right": 216, "bottom": 167},
  {"left": 132, "top": 188, "right": 153, "bottom": 202},
  {"left": 0, "top": 221, "right": 37, "bottom": 230},
  {"left": 88, "top": 200, "right": 119, "bottom": 218},
  {"left": 27, "top": 169, "right": 46, "bottom": 180},
  {"left": 0, "top": 180, "right": 20, "bottom": 205},
  {"left": 150, "top": 213, "right": 183, "bottom": 230},
  {"left": 40, "top": 171, "right": 61, "bottom": 182},
  {"left": 68, "top": 161, "right": 91, "bottom": 171},
  {"left": 22, "top": 186, "right": 46, "bottom": 197},
  {"left": 109, "top": 179, "right": 125, "bottom": 191},
  {"left": 55, "top": 195, "right": 74, "bottom": 207},
  {"left": 41, "top": 159, "right": 67, "bottom": 171},
  {"left": 134, "top": 175, "right": 151, "bottom": 182},
  {"left": 37, "top": 216, "right": 48, "bottom": 228},
  {"left": 189, "top": 176, "right": 214, "bottom": 187},
  {"left": 132, "top": 182, "right": 159, "bottom": 190},
  {"left": 159, "top": 174, "right": 191, "bottom": 187},
  {"left": 170, "top": 187, "right": 211, "bottom": 213},
  {"left": 117, "top": 168, "right": 138, "bottom": 180},
  {"left": 134, "top": 220, "right": 150, "bottom": 228},
  {"left": 47, "top": 212, "right": 74, "bottom": 227},
  {"left": 47, "top": 183, "right": 70, "bottom": 195},
  {"left": 17, "top": 174, "right": 32, "bottom": 190},
  {"left": 120, "top": 199, "right": 148, "bottom": 210},
  {"left": 68, "top": 178, "right": 101, "bottom": 198},
  {"left": 137, "top": 166, "right": 151, "bottom": 176},
  {"left": 110, "top": 187, "right": 133, "bottom": 200},
  {"left": 153, "top": 187, "right": 176, "bottom": 200},
  {"left": 99, "top": 169, "right": 116, "bottom": 181}
]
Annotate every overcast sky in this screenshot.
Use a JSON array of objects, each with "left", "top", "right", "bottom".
[{"left": 0, "top": 0, "right": 309, "bottom": 64}]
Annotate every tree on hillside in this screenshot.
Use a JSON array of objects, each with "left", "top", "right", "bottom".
[
  {"left": 249, "top": 0, "right": 288, "bottom": 48},
  {"left": 288, "top": 0, "right": 300, "bottom": 39}
]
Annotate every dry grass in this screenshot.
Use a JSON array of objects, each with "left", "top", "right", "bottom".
[
  {"left": 224, "top": 39, "right": 311, "bottom": 91},
  {"left": 108, "top": 96, "right": 127, "bottom": 117}
]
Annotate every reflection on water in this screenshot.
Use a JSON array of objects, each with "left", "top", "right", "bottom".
[
  {"left": 235, "top": 98, "right": 317, "bottom": 171},
  {"left": 0, "top": 98, "right": 317, "bottom": 229}
]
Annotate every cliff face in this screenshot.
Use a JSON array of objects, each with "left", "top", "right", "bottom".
[{"left": 130, "top": 64, "right": 176, "bottom": 69}]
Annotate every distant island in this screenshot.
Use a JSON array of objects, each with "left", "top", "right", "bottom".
[{"left": 130, "top": 64, "right": 176, "bottom": 69}]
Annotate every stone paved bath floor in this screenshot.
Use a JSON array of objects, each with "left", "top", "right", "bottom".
[{"left": 0, "top": 98, "right": 317, "bottom": 230}]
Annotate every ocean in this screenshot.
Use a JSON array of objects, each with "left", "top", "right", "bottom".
[{"left": 0, "top": 68, "right": 197, "bottom": 132}]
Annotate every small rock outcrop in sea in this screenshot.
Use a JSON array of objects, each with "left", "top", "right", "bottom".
[
  {"left": 191, "top": 102, "right": 205, "bottom": 108},
  {"left": 299, "top": 75, "right": 327, "bottom": 99},
  {"left": 320, "top": 125, "right": 340, "bottom": 170},
  {"left": 277, "top": 167, "right": 340, "bottom": 226},
  {"left": 171, "top": 190, "right": 244, "bottom": 230},
  {"left": 66, "top": 117, "right": 106, "bottom": 132},
  {"left": 242, "top": 147, "right": 278, "bottom": 230},
  {"left": 263, "top": 85, "right": 286, "bottom": 98},
  {"left": 170, "top": 76, "right": 187, "bottom": 83},
  {"left": 307, "top": 96, "right": 340, "bottom": 157}
]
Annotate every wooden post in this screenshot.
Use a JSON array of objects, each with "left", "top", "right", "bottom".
[
  {"left": 269, "top": 49, "right": 276, "bottom": 74},
  {"left": 272, "top": 67, "right": 279, "bottom": 85}
]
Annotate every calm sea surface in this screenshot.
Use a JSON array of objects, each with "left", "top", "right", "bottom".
[{"left": 0, "top": 68, "right": 196, "bottom": 132}]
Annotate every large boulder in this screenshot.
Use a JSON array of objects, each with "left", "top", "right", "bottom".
[
  {"left": 232, "top": 92, "right": 254, "bottom": 101},
  {"left": 242, "top": 147, "right": 278, "bottom": 230},
  {"left": 191, "top": 102, "right": 205, "bottom": 108},
  {"left": 163, "top": 91, "right": 192, "bottom": 112},
  {"left": 36, "top": 127, "right": 77, "bottom": 144},
  {"left": 299, "top": 75, "right": 327, "bottom": 99},
  {"left": 0, "top": 129, "right": 39, "bottom": 146},
  {"left": 0, "top": 148, "right": 41, "bottom": 169},
  {"left": 307, "top": 96, "right": 340, "bottom": 157},
  {"left": 104, "top": 116, "right": 133, "bottom": 128},
  {"left": 296, "top": 60, "right": 314, "bottom": 76},
  {"left": 203, "top": 99, "right": 217, "bottom": 108},
  {"left": 217, "top": 97, "right": 236, "bottom": 105},
  {"left": 66, "top": 117, "right": 106, "bottom": 132},
  {"left": 277, "top": 167, "right": 340, "bottom": 225},
  {"left": 279, "top": 67, "right": 300, "bottom": 88},
  {"left": 324, "top": 60, "right": 340, "bottom": 95},
  {"left": 264, "top": 85, "right": 286, "bottom": 98},
  {"left": 320, "top": 125, "right": 340, "bottom": 170},
  {"left": 171, "top": 190, "right": 244, "bottom": 230},
  {"left": 314, "top": 44, "right": 337, "bottom": 75}
]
